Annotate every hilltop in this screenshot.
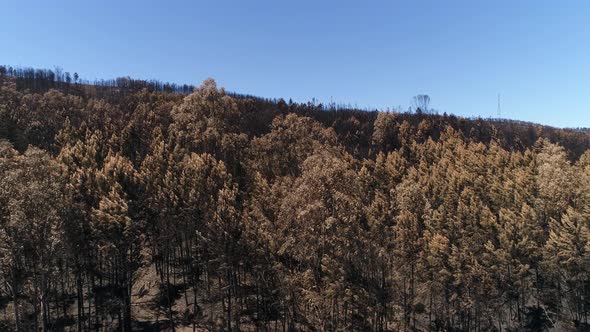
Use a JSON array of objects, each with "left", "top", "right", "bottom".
[{"left": 2, "top": 65, "right": 589, "bottom": 160}]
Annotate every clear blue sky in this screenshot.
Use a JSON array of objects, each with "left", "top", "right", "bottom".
[{"left": 2, "top": 0, "right": 590, "bottom": 128}]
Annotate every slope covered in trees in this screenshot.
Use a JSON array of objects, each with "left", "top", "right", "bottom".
[{"left": 1, "top": 67, "right": 590, "bottom": 331}]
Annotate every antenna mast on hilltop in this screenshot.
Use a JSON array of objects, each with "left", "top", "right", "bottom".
[{"left": 497, "top": 93, "right": 501, "bottom": 118}]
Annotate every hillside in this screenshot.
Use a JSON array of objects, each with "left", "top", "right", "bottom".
[
  {"left": 2, "top": 65, "right": 590, "bottom": 160},
  {"left": 1, "top": 67, "right": 590, "bottom": 331}
]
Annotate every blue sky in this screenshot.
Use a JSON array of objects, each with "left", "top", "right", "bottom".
[{"left": 2, "top": 0, "right": 590, "bottom": 128}]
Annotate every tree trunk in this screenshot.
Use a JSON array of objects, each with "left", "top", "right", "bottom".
[
  {"left": 76, "top": 270, "right": 84, "bottom": 332},
  {"left": 166, "top": 252, "right": 175, "bottom": 332},
  {"left": 12, "top": 281, "right": 20, "bottom": 332}
]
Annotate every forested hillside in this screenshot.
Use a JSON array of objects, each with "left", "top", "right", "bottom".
[{"left": 1, "top": 67, "right": 590, "bottom": 331}]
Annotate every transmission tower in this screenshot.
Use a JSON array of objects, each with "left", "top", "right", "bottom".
[{"left": 497, "top": 93, "right": 501, "bottom": 118}]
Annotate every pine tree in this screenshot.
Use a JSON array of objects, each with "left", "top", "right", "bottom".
[
  {"left": 372, "top": 111, "right": 398, "bottom": 152},
  {"left": 92, "top": 152, "right": 143, "bottom": 331},
  {"left": 544, "top": 207, "right": 590, "bottom": 327},
  {"left": 0, "top": 144, "right": 66, "bottom": 331}
]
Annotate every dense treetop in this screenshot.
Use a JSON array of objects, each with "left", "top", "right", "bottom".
[{"left": 0, "top": 67, "right": 590, "bottom": 331}]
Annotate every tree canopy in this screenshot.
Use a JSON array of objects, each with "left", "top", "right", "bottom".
[{"left": 1, "top": 67, "right": 590, "bottom": 331}]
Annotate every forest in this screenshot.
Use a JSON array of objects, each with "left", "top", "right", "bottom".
[{"left": 1, "top": 66, "right": 590, "bottom": 331}]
